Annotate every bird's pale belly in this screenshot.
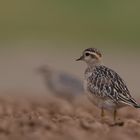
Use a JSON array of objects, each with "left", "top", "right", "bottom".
[{"left": 86, "top": 91, "right": 117, "bottom": 110}]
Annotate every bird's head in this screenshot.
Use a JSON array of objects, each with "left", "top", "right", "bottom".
[
  {"left": 36, "top": 65, "right": 52, "bottom": 76},
  {"left": 76, "top": 48, "right": 102, "bottom": 66}
]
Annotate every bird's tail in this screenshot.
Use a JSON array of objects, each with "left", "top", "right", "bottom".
[
  {"left": 129, "top": 98, "right": 140, "bottom": 108},
  {"left": 134, "top": 104, "right": 140, "bottom": 108},
  {"left": 119, "top": 95, "right": 140, "bottom": 108}
]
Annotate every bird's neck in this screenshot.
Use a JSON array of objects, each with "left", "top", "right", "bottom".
[{"left": 87, "top": 61, "right": 101, "bottom": 69}]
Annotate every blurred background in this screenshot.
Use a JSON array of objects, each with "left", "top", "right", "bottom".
[{"left": 0, "top": 0, "right": 139, "bottom": 98}]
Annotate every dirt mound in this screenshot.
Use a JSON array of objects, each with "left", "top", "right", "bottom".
[{"left": 0, "top": 94, "right": 140, "bottom": 140}]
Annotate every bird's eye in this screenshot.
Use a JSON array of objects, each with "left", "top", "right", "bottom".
[{"left": 85, "top": 53, "right": 90, "bottom": 56}]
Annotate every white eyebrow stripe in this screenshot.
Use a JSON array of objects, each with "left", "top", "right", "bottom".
[{"left": 85, "top": 51, "right": 100, "bottom": 58}]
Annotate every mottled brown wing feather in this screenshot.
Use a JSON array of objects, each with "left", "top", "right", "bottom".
[{"left": 87, "top": 65, "right": 139, "bottom": 107}]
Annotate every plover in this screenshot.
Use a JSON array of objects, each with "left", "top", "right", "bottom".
[
  {"left": 37, "top": 65, "right": 84, "bottom": 101},
  {"left": 76, "top": 48, "right": 140, "bottom": 121}
]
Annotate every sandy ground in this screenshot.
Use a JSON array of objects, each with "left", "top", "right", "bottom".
[
  {"left": 0, "top": 94, "right": 140, "bottom": 140},
  {"left": 0, "top": 42, "right": 139, "bottom": 140}
]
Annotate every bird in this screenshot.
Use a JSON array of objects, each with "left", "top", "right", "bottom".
[
  {"left": 37, "top": 65, "right": 84, "bottom": 101},
  {"left": 76, "top": 48, "right": 140, "bottom": 121}
]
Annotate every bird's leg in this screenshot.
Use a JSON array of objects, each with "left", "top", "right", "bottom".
[
  {"left": 101, "top": 107, "right": 105, "bottom": 120},
  {"left": 113, "top": 109, "right": 117, "bottom": 122}
]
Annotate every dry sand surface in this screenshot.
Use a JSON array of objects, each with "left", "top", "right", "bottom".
[
  {"left": 0, "top": 94, "right": 140, "bottom": 140},
  {"left": 0, "top": 43, "right": 139, "bottom": 140}
]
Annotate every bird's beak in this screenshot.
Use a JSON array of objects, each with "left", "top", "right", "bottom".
[{"left": 76, "top": 55, "right": 84, "bottom": 61}]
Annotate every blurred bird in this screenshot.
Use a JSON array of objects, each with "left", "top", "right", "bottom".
[
  {"left": 76, "top": 48, "right": 140, "bottom": 121},
  {"left": 37, "top": 65, "right": 84, "bottom": 101}
]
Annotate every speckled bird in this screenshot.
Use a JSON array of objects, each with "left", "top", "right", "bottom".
[
  {"left": 37, "top": 65, "right": 84, "bottom": 101},
  {"left": 76, "top": 48, "right": 140, "bottom": 121}
]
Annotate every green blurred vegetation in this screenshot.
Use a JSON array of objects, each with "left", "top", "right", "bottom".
[{"left": 0, "top": 0, "right": 140, "bottom": 45}]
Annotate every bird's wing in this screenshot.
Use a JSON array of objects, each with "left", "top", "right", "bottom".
[
  {"left": 87, "top": 65, "right": 139, "bottom": 107},
  {"left": 59, "top": 73, "right": 84, "bottom": 92}
]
